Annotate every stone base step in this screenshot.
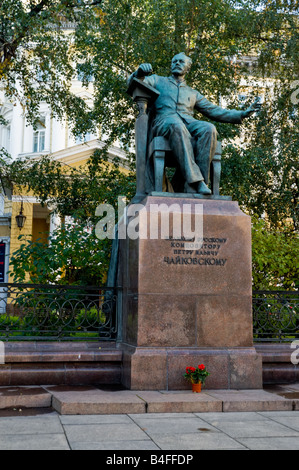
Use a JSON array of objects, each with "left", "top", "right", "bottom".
[
  {"left": 48, "top": 385, "right": 299, "bottom": 415},
  {"left": 0, "top": 342, "right": 122, "bottom": 386},
  {"left": 255, "top": 343, "right": 299, "bottom": 384},
  {"left": 0, "top": 386, "right": 51, "bottom": 410},
  {"left": 1, "top": 342, "right": 297, "bottom": 389},
  {"left": 1, "top": 384, "right": 299, "bottom": 415}
]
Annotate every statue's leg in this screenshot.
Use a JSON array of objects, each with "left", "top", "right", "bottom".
[
  {"left": 187, "top": 121, "right": 218, "bottom": 185},
  {"left": 152, "top": 116, "right": 204, "bottom": 185}
]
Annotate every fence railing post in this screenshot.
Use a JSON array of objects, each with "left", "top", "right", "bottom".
[{"left": 116, "top": 288, "right": 122, "bottom": 343}]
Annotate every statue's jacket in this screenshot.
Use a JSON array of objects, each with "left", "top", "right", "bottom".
[{"left": 143, "top": 74, "right": 244, "bottom": 126}]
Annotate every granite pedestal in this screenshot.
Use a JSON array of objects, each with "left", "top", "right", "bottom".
[{"left": 118, "top": 196, "right": 262, "bottom": 390}]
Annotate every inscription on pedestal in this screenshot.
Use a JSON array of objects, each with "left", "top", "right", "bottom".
[{"left": 163, "top": 236, "right": 228, "bottom": 266}]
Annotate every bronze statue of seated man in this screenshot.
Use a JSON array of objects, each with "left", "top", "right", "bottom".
[{"left": 128, "top": 53, "right": 260, "bottom": 195}]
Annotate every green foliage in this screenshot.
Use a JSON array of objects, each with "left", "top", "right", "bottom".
[
  {"left": 221, "top": 84, "right": 299, "bottom": 230},
  {"left": 252, "top": 217, "right": 299, "bottom": 291},
  {"left": 253, "top": 307, "right": 298, "bottom": 341},
  {"left": 0, "top": 308, "right": 105, "bottom": 339},
  {"left": 0, "top": 0, "right": 102, "bottom": 134},
  {"left": 0, "top": 315, "right": 21, "bottom": 331},
  {"left": 1, "top": 0, "right": 298, "bottom": 229},
  {"left": 9, "top": 219, "right": 112, "bottom": 285},
  {"left": 77, "top": 0, "right": 298, "bottom": 229},
  {"left": 1, "top": 0, "right": 298, "bottom": 287},
  {"left": 3, "top": 148, "right": 136, "bottom": 286},
  {"left": 1, "top": 150, "right": 136, "bottom": 221}
]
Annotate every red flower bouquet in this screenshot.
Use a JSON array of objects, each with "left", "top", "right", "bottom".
[{"left": 184, "top": 364, "right": 210, "bottom": 385}]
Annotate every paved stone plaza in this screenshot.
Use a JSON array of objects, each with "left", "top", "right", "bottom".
[
  {"left": 1, "top": 409, "right": 299, "bottom": 450},
  {"left": 0, "top": 383, "right": 299, "bottom": 450}
]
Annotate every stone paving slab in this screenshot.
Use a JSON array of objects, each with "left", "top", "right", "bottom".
[
  {"left": 205, "top": 389, "right": 294, "bottom": 412},
  {"left": 128, "top": 413, "right": 247, "bottom": 450},
  {"left": 198, "top": 415, "right": 299, "bottom": 439},
  {"left": 0, "top": 386, "right": 51, "bottom": 410},
  {"left": 136, "top": 390, "right": 222, "bottom": 413},
  {"left": 70, "top": 439, "right": 161, "bottom": 451},
  {"left": 0, "top": 412, "right": 69, "bottom": 450},
  {"left": 142, "top": 431, "right": 246, "bottom": 450},
  {"left": 0, "top": 413, "right": 64, "bottom": 434},
  {"left": 45, "top": 385, "right": 146, "bottom": 415},
  {"left": 0, "top": 432, "right": 70, "bottom": 450},
  {"left": 59, "top": 413, "right": 133, "bottom": 425},
  {"left": 258, "top": 410, "right": 299, "bottom": 417},
  {"left": 127, "top": 409, "right": 299, "bottom": 449},
  {"left": 63, "top": 421, "right": 148, "bottom": 446},
  {"left": 237, "top": 436, "right": 299, "bottom": 450},
  {"left": 261, "top": 414, "right": 299, "bottom": 431}
]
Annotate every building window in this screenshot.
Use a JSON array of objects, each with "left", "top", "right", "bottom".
[{"left": 33, "top": 118, "right": 46, "bottom": 153}]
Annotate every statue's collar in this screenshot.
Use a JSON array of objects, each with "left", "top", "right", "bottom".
[{"left": 168, "top": 76, "right": 186, "bottom": 86}]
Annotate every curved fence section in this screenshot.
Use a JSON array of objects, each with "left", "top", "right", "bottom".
[
  {"left": 0, "top": 283, "right": 121, "bottom": 341},
  {"left": 253, "top": 290, "right": 298, "bottom": 343}
]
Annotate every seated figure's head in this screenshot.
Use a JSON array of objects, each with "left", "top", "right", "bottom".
[{"left": 171, "top": 53, "right": 192, "bottom": 77}]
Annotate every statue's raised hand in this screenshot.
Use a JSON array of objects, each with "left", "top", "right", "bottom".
[
  {"left": 136, "top": 63, "right": 153, "bottom": 78},
  {"left": 242, "top": 97, "right": 262, "bottom": 118}
]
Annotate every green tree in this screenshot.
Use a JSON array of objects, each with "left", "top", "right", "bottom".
[
  {"left": 10, "top": 220, "right": 111, "bottom": 285},
  {"left": 0, "top": 0, "right": 102, "bottom": 132},
  {"left": 251, "top": 217, "right": 298, "bottom": 291},
  {"left": 1, "top": 149, "right": 136, "bottom": 221},
  {"left": 2, "top": 0, "right": 298, "bottom": 228},
  {"left": 88, "top": 0, "right": 298, "bottom": 229},
  {"left": 3, "top": 151, "right": 135, "bottom": 285},
  {"left": 1, "top": 0, "right": 298, "bottom": 286}
]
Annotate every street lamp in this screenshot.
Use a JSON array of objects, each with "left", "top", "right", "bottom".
[{"left": 15, "top": 201, "right": 26, "bottom": 229}]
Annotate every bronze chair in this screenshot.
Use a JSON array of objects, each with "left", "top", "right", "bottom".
[{"left": 148, "top": 136, "right": 222, "bottom": 195}]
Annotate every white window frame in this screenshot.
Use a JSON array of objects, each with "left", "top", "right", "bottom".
[{"left": 33, "top": 118, "right": 46, "bottom": 153}]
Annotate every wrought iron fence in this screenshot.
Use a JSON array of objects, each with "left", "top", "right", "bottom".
[
  {"left": 0, "top": 283, "right": 121, "bottom": 341},
  {"left": 253, "top": 290, "right": 299, "bottom": 343},
  {"left": 0, "top": 284, "right": 297, "bottom": 343}
]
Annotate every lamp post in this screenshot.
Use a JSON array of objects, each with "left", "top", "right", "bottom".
[{"left": 15, "top": 201, "right": 26, "bottom": 229}]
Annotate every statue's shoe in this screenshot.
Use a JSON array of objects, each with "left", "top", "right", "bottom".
[
  {"left": 184, "top": 182, "right": 197, "bottom": 193},
  {"left": 197, "top": 181, "right": 212, "bottom": 195}
]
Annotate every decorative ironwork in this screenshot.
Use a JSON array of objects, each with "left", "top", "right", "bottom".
[
  {"left": 0, "top": 284, "right": 297, "bottom": 343},
  {"left": 0, "top": 283, "right": 121, "bottom": 341},
  {"left": 253, "top": 290, "right": 298, "bottom": 343}
]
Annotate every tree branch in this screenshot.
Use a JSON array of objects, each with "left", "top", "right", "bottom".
[{"left": 29, "top": 0, "right": 52, "bottom": 17}]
